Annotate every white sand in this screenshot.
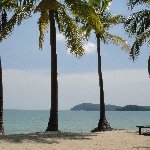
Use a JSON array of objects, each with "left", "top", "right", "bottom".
[{"left": 0, "top": 130, "right": 150, "bottom": 150}]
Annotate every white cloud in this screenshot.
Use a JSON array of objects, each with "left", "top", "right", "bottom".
[
  {"left": 84, "top": 42, "right": 96, "bottom": 54},
  {"left": 56, "top": 33, "right": 65, "bottom": 42},
  {"left": 2, "top": 69, "right": 150, "bottom": 110}
]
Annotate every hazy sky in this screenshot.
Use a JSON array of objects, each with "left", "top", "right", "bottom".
[{"left": 0, "top": 0, "right": 150, "bottom": 110}]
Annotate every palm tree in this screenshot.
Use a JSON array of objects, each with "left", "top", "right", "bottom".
[
  {"left": 1, "top": 0, "right": 102, "bottom": 131},
  {"left": 0, "top": 0, "right": 37, "bottom": 135},
  {"left": 81, "top": 0, "right": 130, "bottom": 132},
  {"left": 35, "top": 0, "right": 102, "bottom": 131},
  {"left": 0, "top": 57, "right": 4, "bottom": 134},
  {"left": 124, "top": 0, "right": 150, "bottom": 59}
]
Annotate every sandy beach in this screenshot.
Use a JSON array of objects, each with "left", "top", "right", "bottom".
[{"left": 0, "top": 130, "right": 149, "bottom": 150}]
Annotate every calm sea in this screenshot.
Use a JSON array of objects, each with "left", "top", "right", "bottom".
[{"left": 3, "top": 110, "right": 150, "bottom": 134}]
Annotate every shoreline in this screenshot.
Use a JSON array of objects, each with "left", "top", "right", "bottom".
[
  {"left": 0, "top": 129, "right": 149, "bottom": 150},
  {"left": 1, "top": 128, "right": 138, "bottom": 136}
]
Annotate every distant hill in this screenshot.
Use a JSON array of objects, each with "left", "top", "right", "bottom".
[
  {"left": 70, "top": 103, "right": 121, "bottom": 111},
  {"left": 70, "top": 103, "right": 150, "bottom": 111},
  {"left": 116, "top": 105, "right": 150, "bottom": 111}
]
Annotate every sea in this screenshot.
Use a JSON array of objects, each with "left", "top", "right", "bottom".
[{"left": 3, "top": 110, "right": 150, "bottom": 134}]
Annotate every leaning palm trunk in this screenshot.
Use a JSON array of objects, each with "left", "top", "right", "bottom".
[
  {"left": 0, "top": 57, "right": 4, "bottom": 134},
  {"left": 92, "top": 36, "right": 111, "bottom": 132},
  {"left": 46, "top": 10, "right": 58, "bottom": 131}
]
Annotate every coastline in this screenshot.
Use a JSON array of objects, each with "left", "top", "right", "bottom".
[{"left": 0, "top": 130, "right": 149, "bottom": 150}]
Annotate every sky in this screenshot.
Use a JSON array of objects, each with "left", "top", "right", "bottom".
[{"left": 0, "top": 0, "right": 150, "bottom": 110}]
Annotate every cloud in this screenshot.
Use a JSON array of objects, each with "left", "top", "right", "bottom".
[
  {"left": 2, "top": 69, "right": 150, "bottom": 110},
  {"left": 56, "top": 33, "right": 65, "bottom": 42},
  {"left": 84, "top": 42, "right": 96, "bottom": 54}
]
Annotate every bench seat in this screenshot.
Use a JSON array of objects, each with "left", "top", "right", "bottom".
[{"left": 136, "top": 125, "right": 150, "bottom": 135}]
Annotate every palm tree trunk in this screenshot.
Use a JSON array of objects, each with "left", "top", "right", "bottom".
[
  {"left": 92, "top": 36, "right": 111, "bottom": 132},
  {"left": 0, "top": 57, "right": 4, "bottom": 134},
  {"left": 148, "top": 56, "right": 150, "bottom": 77},
  {"left": 46, "top": 10, "right": 58, "bottom": 131}
]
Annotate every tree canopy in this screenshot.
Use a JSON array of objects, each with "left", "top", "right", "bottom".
[{"left": 125, "top": 0, "right": 150, "bottom": 59}]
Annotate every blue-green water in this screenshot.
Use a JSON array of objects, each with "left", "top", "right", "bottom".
[{"left": 3, "top": 110, "right": 150, "bottom": 134}]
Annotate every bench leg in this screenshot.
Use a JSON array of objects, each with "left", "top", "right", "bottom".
[{"left": 139, "top": 128, "right": 141, "bottom": 135}]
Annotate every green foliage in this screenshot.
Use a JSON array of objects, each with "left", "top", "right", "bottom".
[
  {"left": 0, "top": 0, "right": 36, "bottom": 42},
  {"left": 38, "top": 11, "right": 49, "bottom": 49},
  {"left": 35, "top": 0, "right": 85, "bottom": 57},
  {"left": 35, "top": 0, "right": 61, "bottom": 12},
  {"left": 35, "top": 0, "right": 62, "bottom": 49},
  {"left": 81, "top": 0, "right": 130, "bottom": 52},
  {"left": 56, "top": 5, "right": 84, "bottom": 57},
  {"left": 125, "top": 0, "right": 150, "bottom": 59},
  {"left": 0, "top": 9, "right": 7, "bottom": 31},
  {"left": 65, "top": 0, "right": 103, "bottom": 34},
  {"left": 128, "top": 0, "right": 150, "bottom": 9},
  {"left": 88, "top": 0, "right": 101, "bottom": 8},
  {"left": 103, "top": 32, "right": 130, "bottom": 52},
  {"left": 88, "top": 0, "right": 112, "bottom": 12},
  {"left": 125, "top": 10, "right": 150, "bottom": 58}
]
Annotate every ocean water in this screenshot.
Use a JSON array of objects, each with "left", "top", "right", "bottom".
[{"left": 3, "top": 110, "right": 150, "bottom": 134}]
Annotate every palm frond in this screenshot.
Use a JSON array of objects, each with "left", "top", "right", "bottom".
[
  {"left": 88, "top": 0, "right": 101, "bottom": 8},
  {"left": 125, "top": 10, "right": 150, "bottom": 36},
  {"left": 15, "top": 2, "right": 35, "bottom": 26},
  {"left": 80, "top": 23, "right": 93, "bottom": 40},
  {"left": 130, "top": 27, "right": 150, "bottom": 59},
  {"left": 0, "top": 12, "right": 18, "bottom": 41},
  {"left": 103, "top": 32, "right": 131, "bottom": 53},
  {"left": 0, "top": 0, "right": 36, "bottom": 11},
  {"left": 0, "top": 9, "right": 7, "bottom": 31},
  {"left": 125, "top": 9, "right": 150, "bottom": 58},
  {"left": 57, "top": 5, "right": 84, "bottom": 57},
  {"left": 38, "top": 11, "right": 49, "bottom": 49},
  {"left": 101, "top": 0, "right": 112, "bottom": 13},
  {"left": 106, "top": 15, "right": 123, "bottom": 25},
  {"left": 128, "top": 0, "right": 150, "bottom": 9},
  {"left": 35, "top": 0, "right": 61, "bottom": 12},
  {"left": 0, "top": 2, "right": 35, "bottom": 42},
  {"left": 65, "top": 0, "right": 103, "bottom": 33}
]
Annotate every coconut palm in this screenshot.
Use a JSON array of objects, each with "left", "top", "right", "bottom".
[
  {"left": 0, "top": 57, "right": 4, "bottom": 134},
  {"left": 0, "top": 0, "right": 102, "bottom": 131},
  {"left": 35, "top": 0, "right": 103, "bottom": 131},
  {"left": 80, "top": 0, "right": 130, "bottom": 132},
  {"left": 124, "top": 0, "right": 150, "bottom": 59},
  {"left": 0, "top": 0, "right": 37, "bottom": 135}
]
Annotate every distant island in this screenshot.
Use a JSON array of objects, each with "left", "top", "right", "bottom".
[
  {"left": 70, "top": 103, "right": 150, "bottom": 111},
  {"left": 116, "top": 105, "right": 150, "bottom": 111}
]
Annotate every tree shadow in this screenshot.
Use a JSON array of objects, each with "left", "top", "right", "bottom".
[
  {"left": 143, "top": 132, "right": 150, "bottom": 136},
  {"left": 0, "top": 132, "right": 97, "bottom": 144},
  {"left": 133, "top": 147, "right": 150, "bottom": 149}
]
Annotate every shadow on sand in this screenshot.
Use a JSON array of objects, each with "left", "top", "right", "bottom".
[
  {"left": 133, "top": 147, "right": 150, "bottom": 149},
  {"left": 143, "top": 132, "right": 150, "bottom": 136},
  {"left": 0, "top": 132, "right": 97, "bottom": 144}
]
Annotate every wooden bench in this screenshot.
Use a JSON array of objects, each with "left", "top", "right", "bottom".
[{"left": 136, "top": 125, "right": 150, "bottom": 135}]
